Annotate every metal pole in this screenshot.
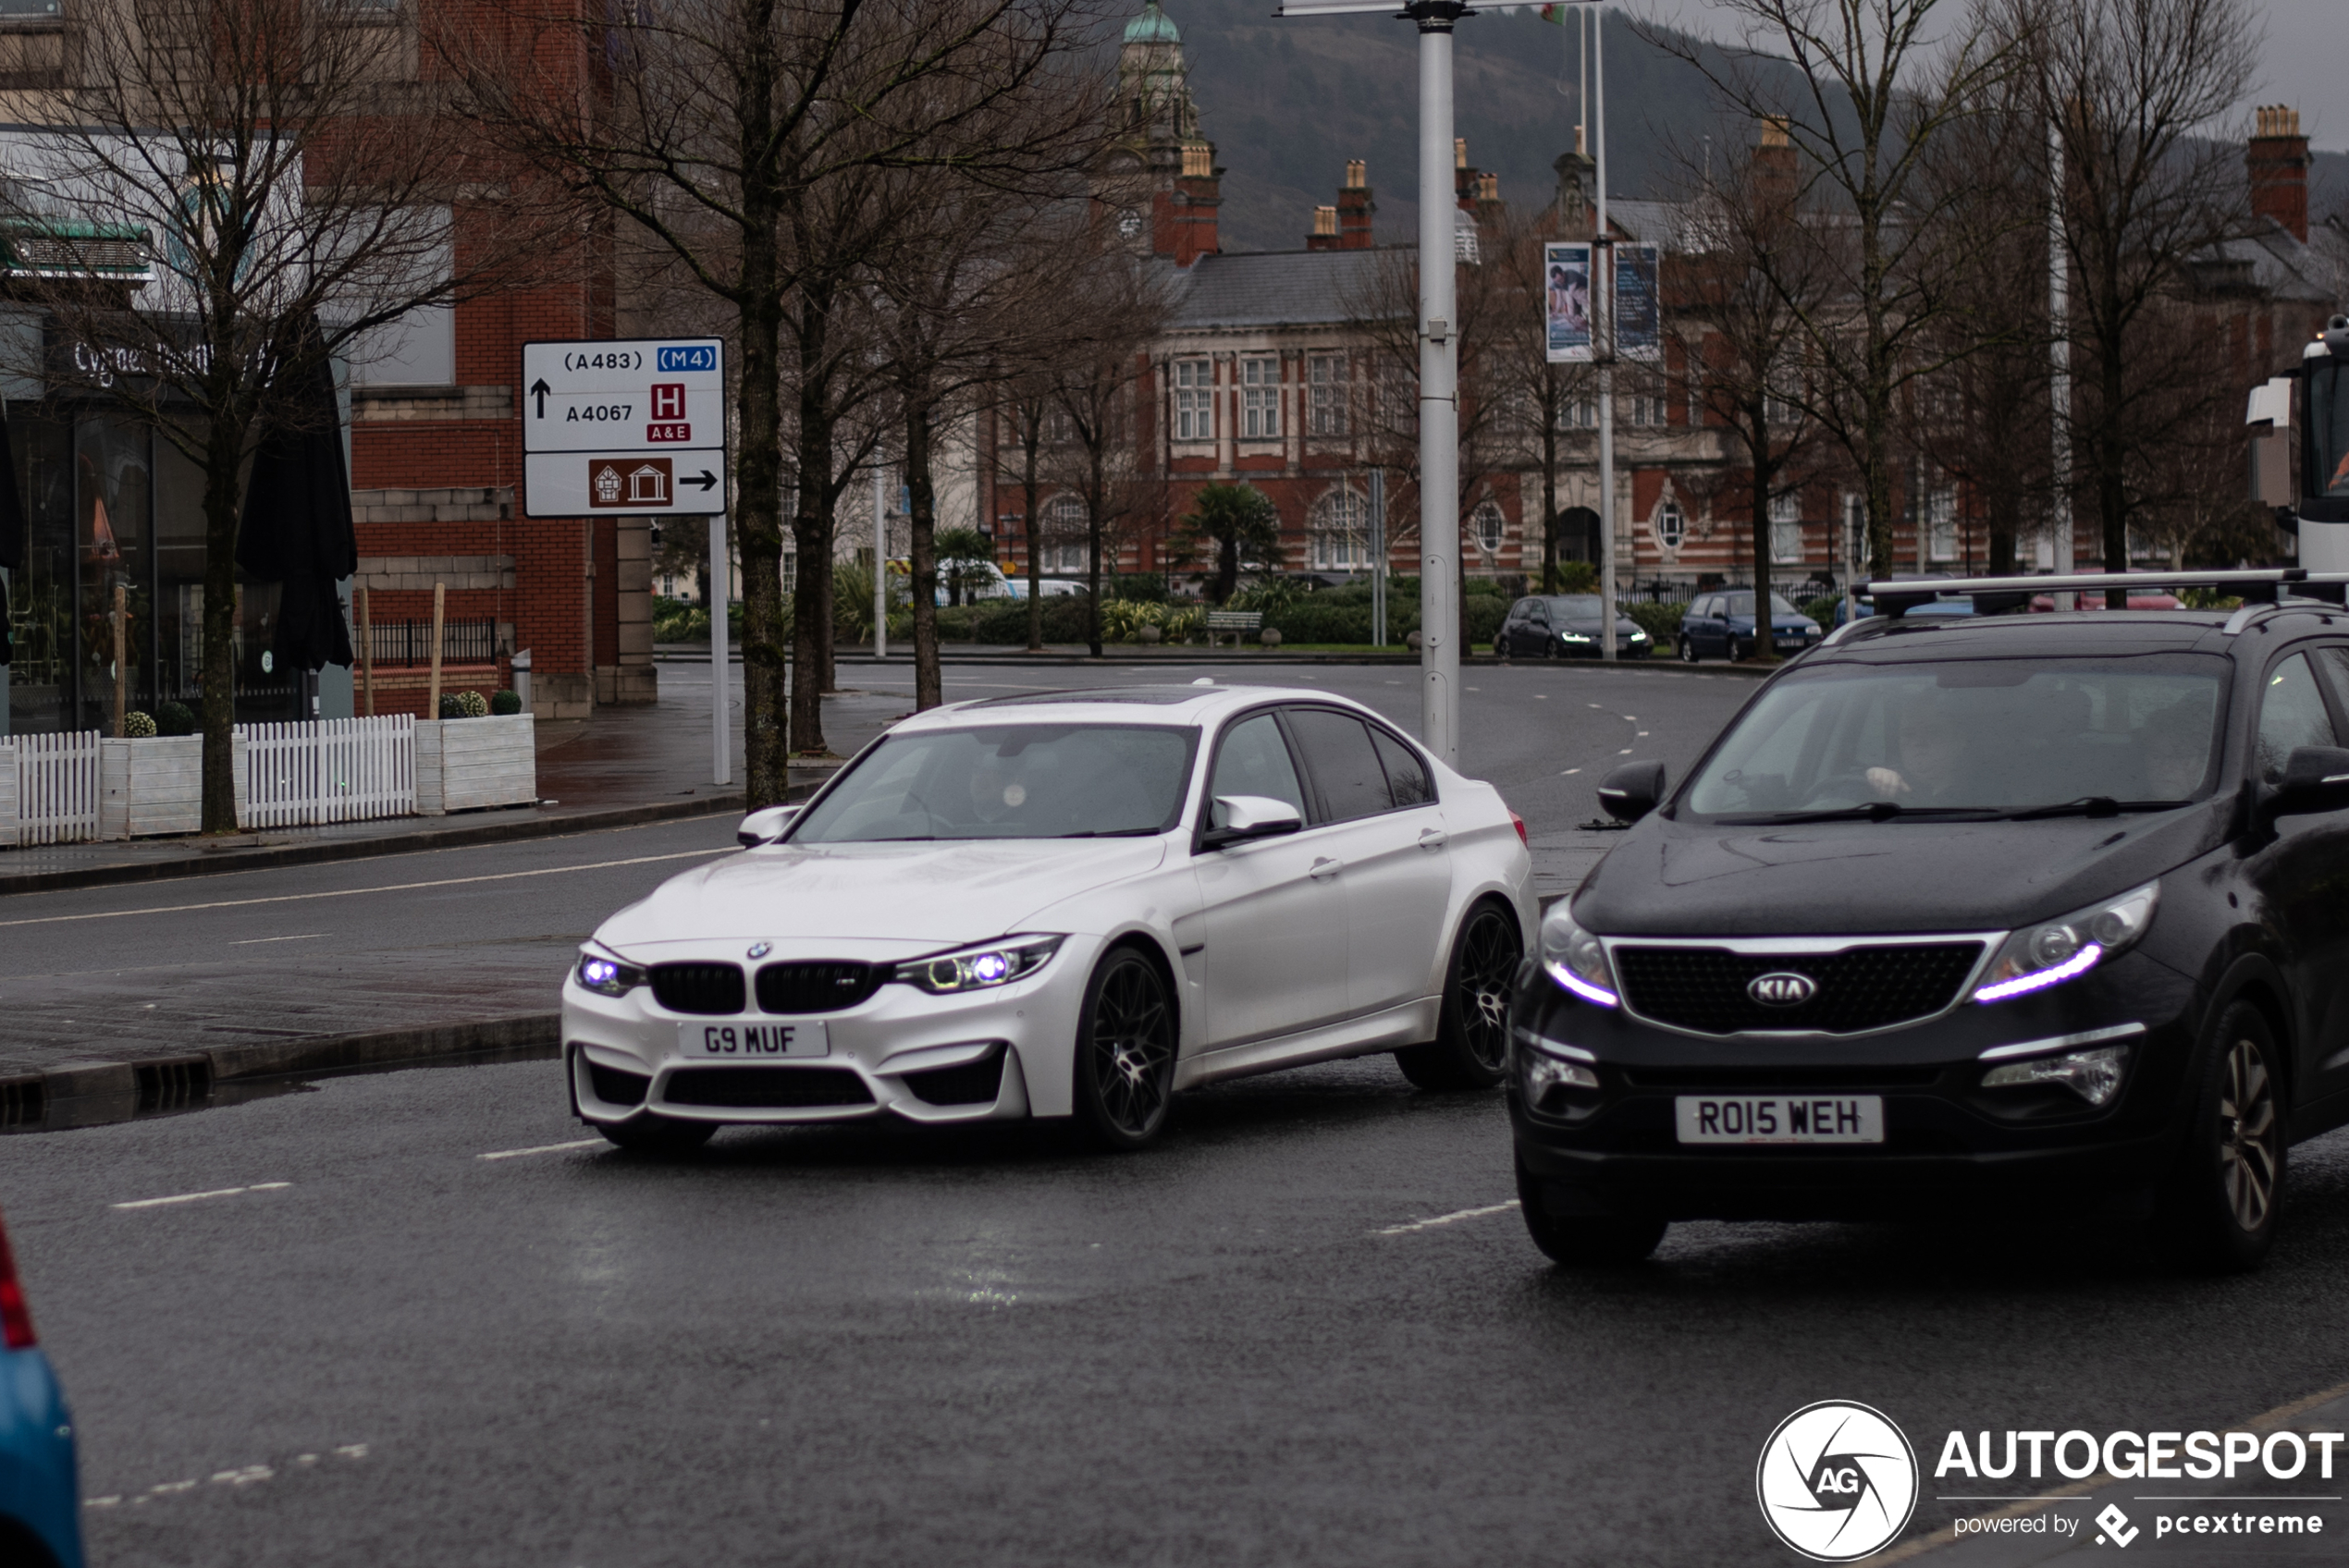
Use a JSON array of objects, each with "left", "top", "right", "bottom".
[
  {"left": 1369, "top": 470, "right": 1387, "bottom": 648},
  {"left": 709, "top": 513, "right": 731, "bottom": 786},
  {"left": 872, "top": 467, "right": 888, "bottom": 659},
  {"left": 1593, "top": 0, "right": 1617, "bottom": 661},
  {"left": 2048, "top": 117, "right": 2075, "bottom": 611},
  {"left": 1416, "top": 3, "right": 1460, "bottom": 765}
]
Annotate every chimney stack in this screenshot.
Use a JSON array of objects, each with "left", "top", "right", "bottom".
[
  {"left": 1164, "top": 141, "right": 1221, "bottom": 265},
  {"left": 1334, "top": 158, "right": 1374, "bottom": 250},
  {"left": 1754, "top": 116, "right": 1798, "bottom": 214},
  {"left": 2249, "top": 104, "right": 2309, "bottom": 243},
  {"left": 1308, "top": 204, "right": 1339, "bottom": 251}
]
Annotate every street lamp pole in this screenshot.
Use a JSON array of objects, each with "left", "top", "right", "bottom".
[
  {"left": 872, "top": 466, "right": 888, "bottom": 658},
  {"left": 1415, "top": 0, "right": 1461, "bottom": 763},
  {"left": 1590, "top": 0, "right": 1617, "bottom": 661}
]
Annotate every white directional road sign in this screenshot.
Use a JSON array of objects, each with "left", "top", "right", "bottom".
[{"left": 521, "top": 337, "right": 728, "bottom": 518}]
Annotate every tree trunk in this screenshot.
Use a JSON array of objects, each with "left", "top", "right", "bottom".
[
  {"left": 2098, "top": 349, "right": 2129, "bottom": 608},
  {"left": 906, "top": 389, "right": 941, "bottom": 710},
  {"left": 1988, "top": 485, "right": 2017, "bottom": 576},
  {"left": 734, "top": 136, "right": 789, "bottom": 802},
  {"left": 1540, "top": 379, "right": 1560, "bottom": 594},
  {"left": 1749, "top": 410, "right": 1777, "bottom": 662},
  {"left": 789, "top": 291, "right": 834, "bottom": 756},
  {"left": 1085, "top": 443, "right": 1104, "bottom": 656},
  {"left": 1217, "top": 535, "right": 1236, "bottom": 604},
  {"left": 198, "top": 412, "right": 245, "bottom": 833},
  {"left": 1021, "top": 417, "right": 1043, "bottom": 651}
]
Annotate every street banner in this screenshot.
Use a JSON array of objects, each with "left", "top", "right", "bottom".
[
  {"left": 1616, "top": 243, "right": 1661, "bottom": 362},
  {"left": 1544, "top": 242, "right": 1593, "bottom": 363}
]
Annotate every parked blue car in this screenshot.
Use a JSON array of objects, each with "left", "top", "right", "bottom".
[
  {"left": 1675, "top": 590, "right": 1821, "bottom": 662},
  {"left": 0, "top": 1208, "right": 80, "bottom": 1568}
]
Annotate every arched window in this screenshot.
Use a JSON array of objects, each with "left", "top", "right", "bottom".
[
  {"left": 1655, "top": 499, "right": 1686, "bottom": 551},
  {"left": 1470, "top": 500, "right": 1506, "bottom": 557},
  {"left": 1045, "top": 495, "right": 1088, "bottom": 574},
  {"left": 1309, "top": 487, "right": 1367, "bottom": 572}
]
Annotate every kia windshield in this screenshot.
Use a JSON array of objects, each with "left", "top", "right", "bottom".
[
  {"left": 1683, "top": 656, "right": 2227, "bottom": 822},
  {"left": 791, "top": 725, "right": 1198, "bottom": 841}
]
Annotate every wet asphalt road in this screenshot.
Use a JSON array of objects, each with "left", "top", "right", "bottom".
[{"left": 15, "top": 1056, "right": 2349, "bottom": 1567}]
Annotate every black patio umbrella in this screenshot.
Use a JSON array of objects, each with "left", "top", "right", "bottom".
[
  {"left": 0, "top": 407, "right": 27, "bottom": 668},
  {"left": 237, "top": 317, "right": 355, "bottom": 673}
]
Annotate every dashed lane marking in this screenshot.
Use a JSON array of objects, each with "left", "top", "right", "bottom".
[
  {"left": 230, "top": 933, "right": 329, "bottom": 945},
  {"left": 86, "top": 1444, "right": 369, "bottom": 1509},
  {"left": 0, "top": 848, "right": 732, "bottom": 930},
  {"left": 1372, "top": 1200, "right": 1519, "bottom": 1236},
  {"left": 111, "top": 1182, "right": 291, "bottom": 1211},
  {"left": 478, "top": 1138, "right": 605, "bottom": 1161}
]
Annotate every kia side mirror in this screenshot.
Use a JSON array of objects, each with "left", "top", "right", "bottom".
[
  {"left": 1597, "top": 761, "right": 1668, "bottom": 824},
  {"left": 737, "top": 803, "right": 801, "bottom": 847},
  {"left": 2266, "top": 746, "right": 2349, "bottom": 822},
  {"left": 1201, "top": 794, "right": 1304, "bottom": 849}
]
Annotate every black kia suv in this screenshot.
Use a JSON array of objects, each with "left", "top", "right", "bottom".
[{"left": 1508, "top": 571, "right": 2349, "bottom": 1271}]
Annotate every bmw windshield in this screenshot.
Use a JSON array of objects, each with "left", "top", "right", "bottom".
[
  {"left": 1683, "top": 655, "right": 2227, "bottom": 822},
  {"left": 791, "top": 725, "right": 1199, "bottom": 842}
]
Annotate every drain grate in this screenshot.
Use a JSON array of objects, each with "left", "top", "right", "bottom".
[{"left": 134, "top": 1059, "right": 214, "bottom": 1113}]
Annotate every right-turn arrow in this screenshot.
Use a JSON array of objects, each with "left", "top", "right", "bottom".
[{"left": 682, "top": 470, "right": 718, "bottom": 491}]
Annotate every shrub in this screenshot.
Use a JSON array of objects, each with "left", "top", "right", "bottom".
[
  {"left": 1626, "top": 601, "right": 1686, "bottom": 647},
  {"left": 491, "top": 689, "right": 523, "bottom": 716},
  {"left": 124, "top": 710, "right": 157, "bottom": 738},
  {"left": 1802, "top": 595, "right": 1840, "bottom": 625},
  {"left": 1554, "top": 560, "right": 1600, "bottom": 594},
  {"left": 1463, "top": 594, "right": 1507, "bottom": 644},
  {"left": 461, "top": 691, "right": 491, "bottom": 717},
  {"left": 155, "top": 699, "right": 197, "bottom": 737}
]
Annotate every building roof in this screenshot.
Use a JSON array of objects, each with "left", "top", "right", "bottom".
[
  {"left": 2194, "top": 221, "right": 2339, "bottom": 307},
  {"left": 1160, "top": 247, "right": 1405, "bottom": 331},
  {"left": 1125, "top": 1, "right": 1179, "bottom": 43}
]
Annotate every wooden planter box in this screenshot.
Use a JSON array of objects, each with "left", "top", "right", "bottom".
[
  {"left": 416, "top": 714, "right": 535, "bottom": 815},
  {"left": 99, "top": 736, "right": 246, "bottom": 839}
]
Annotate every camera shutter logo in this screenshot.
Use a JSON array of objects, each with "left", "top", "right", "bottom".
[
  {"left": 1755, "top": 1401, "right": 1918, "bottom": 1562},
  {"left": 1749, "top": 971, "right": 1818, "bottom": 1008}
]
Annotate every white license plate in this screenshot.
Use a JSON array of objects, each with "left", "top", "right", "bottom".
[
  {"left": 680, "top": 1019, "right": 829, "bottom": 1059},
  {"left": 1674, "top": 1095, "right": 1884, "bottom": 1145}
]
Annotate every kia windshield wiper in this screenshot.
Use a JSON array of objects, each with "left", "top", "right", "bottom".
[
  {"left": 2001, "top": 796, "right": 2185, "bottom": 821},
  {"left": 1056, "top": 827, "right": 1162, "bottom": 838},
  {"left": 1712, "top": 802, "right": 2001, "bottom": 826}
]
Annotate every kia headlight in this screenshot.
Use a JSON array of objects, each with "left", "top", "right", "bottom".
[
  {"left": 1539, "top": 904, "right": 1619, "bottom": 1008},
  {"left": 575, "top": 947, "right": 647, "bottom": 997},
  {"left": 896, "top": 935, "right": 1064, "bottom": 995},
  {"left": 1973, "top": 883, "right": 2158, "bottom": 1004},
  {"left": 1982, "top": 1045, "right": 2130, "bottom": 1106}
]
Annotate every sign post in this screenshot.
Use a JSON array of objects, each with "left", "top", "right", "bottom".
[{"left": 520, "top": 337, "right": 731, "bottom": 784}]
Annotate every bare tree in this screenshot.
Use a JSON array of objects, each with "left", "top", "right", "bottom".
[
  {"left": 12, "top": 0, "right": 547, "bottom": 830},
  {"left": 1649, "top": 0, "right": 2013, "bottom": 577},
  {"left": 1049, "top": 251, "right": 1172, "bottom": 655},
  {"left": 2003, "top": 0, "right": 2257, "bottom": 603},
  {"left": 445, "top": 0, "right": 1111, "bottom": 800}
]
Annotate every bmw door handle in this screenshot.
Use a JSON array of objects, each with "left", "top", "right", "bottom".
[
  {"left": 1416, "top": 828, "right": 1448, "bottom": 850},
  {"left": 1310, "top": 857, "right": 1344, "bottom": 880}
]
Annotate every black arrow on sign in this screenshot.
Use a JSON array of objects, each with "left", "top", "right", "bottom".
[
  {"left": 682, "top": 470, "right": 719, "bottom": 491},
  {"left": 529, "top": 377, "right": 550, "bottom": 418}
]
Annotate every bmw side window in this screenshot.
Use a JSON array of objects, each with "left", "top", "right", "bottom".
[
  {"left": 1369, "top": 727, "right": 1434, "bottom": 808},
  {"left": 2255, "top": 654, "right": 2337, "bottom": 786},
  {"left": 1285, "top": 708, "right": 1395, "bottom": 822},
  {"left": 1206, "top": 713, "right": 1308, "bottom": 823}
]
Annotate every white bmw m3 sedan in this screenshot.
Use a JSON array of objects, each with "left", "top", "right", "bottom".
[{"left": 562, "top": 683, "right": 1536, "bottom": 1150}]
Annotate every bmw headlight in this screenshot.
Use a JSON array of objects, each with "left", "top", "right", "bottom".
[
  {"left": 1539, "top": 904, "right": 1619, "bottom": 1007},
  {"left": 896, "top": 935, "right": 1064, "bottom": 995},
  {"left": 1973, "top": 883, "right": 2158, "bottom": 1004},
  {"left": 575, "top": 948, "right": 647, "bottom": 997}
]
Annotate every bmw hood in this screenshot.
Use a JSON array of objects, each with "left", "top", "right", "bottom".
[
  {"left": 595, "top": 839, "right": 1170, "bottom": 950},
  {"left": 1573, "top": 804, "right": 2229, "bottom": 936}
]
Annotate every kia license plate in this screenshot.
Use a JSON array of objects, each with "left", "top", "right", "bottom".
[
  {"left": 681, "top": 1020, "right": 828, "bottom": 1059},
  {"left": 1674, "top": 1095, "right": 1883, "bottom": 1145}
]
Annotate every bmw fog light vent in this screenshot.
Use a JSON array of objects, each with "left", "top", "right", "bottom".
[
  {"left": 1974, "top": 883, "right": 2158, "bottom": 1004},
  {"left": 1982, "top": 1045, "right": 2130, "bottom": 1106},
  {"left": 895, "top": 936, "right": 1064, "bottom": 995}
]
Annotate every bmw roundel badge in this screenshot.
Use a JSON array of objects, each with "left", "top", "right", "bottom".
[{"left": 747, "top": 942, "right": 772, "bottom": 960}]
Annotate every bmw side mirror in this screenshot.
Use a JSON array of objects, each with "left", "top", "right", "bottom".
[
  {"left": 1597, "top": 761, "right": 1667, "bottom": 824},
  {"left": 2267, "top": 746, "right": 2349, "bottom": 822},
  {"left": 737, "top": 803, "right": 801, "bottom": 847},
  {"left": 1201, "top": 794, "right": 1304, "bottom": 849}
]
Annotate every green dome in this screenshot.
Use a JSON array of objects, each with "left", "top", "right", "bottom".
[{"left": 1125, "top": 2, "right": 1179, "bottom": 43}]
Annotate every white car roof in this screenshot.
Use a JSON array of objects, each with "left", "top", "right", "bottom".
[{"left": 887, "top": 682, "right": 1384, "bottom": 732}]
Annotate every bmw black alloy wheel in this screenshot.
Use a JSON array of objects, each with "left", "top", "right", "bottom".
[
  {"left": 2220, "top": 1034, "right": 2281, "bottom": 1234},
  {"left": 1455, "top": 908, "right": 1519, "bottom": 1072},
  {"left": 1078, "top": 949, "right": 1175, "bottom": 1147}
]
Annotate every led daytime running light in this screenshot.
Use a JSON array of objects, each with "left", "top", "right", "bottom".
[
  {"left": 1551, "top": 967, "right": 1620, "bottom": 1008},
  {"left": 1974, "top": 941, "right": 2101, "bottom": 1003}
]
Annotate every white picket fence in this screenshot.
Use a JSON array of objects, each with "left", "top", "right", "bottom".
[
  {"left": 4, "top": 715, "right": 423, "bottom": 842},
  {"left": 241, "top": 716, "right": 416, "bottom": 827},
  {"left": 10, "top": 731, "right": 102, "bottom": 845}
]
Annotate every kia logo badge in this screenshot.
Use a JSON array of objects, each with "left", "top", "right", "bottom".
[{"left": 1749, "top": 972, "right": 1817, "bottom": 1007}]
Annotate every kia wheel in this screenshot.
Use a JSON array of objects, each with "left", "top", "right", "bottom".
[{"left": 2160, "top": 1000, "right": 2284, "bottom": 1272}]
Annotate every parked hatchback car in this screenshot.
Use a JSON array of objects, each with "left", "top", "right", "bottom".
[
  {"left": 1512, "top": 571, "right": 2349, "bottom": 1270},
  {"left": 565, "top": 685, "right": 1535, "bottom": 1151},
  {"left": 0, "top": 1207, "right": 81, "bottom": 1568},
  {"left": 1494, "top": 595, "right": 1652, "bottom": 659},
  {"left": 1677, "top": 590, "right": 1821, "bottom": 661}
]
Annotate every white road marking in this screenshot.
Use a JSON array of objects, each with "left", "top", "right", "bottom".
[
  {"left": 91, "top": 1444, "right": 368, "bottom": 1508},
  {"left": 111, "top": 1182, "right": 291, "bottom": 1211},
  {"left": 0, "top": 848, "right": 732, "bottom": 930},
  {"left": 1533, "top": 694, "right": 1547, "bottom": 700},
  {"left": 1373, "top": 1200, "right": 1519, "bottom": 1235},
  {"left": 1637, "top": 730, "right": 1650, "bottom": 737},
  {"left": 231, "top": 933, "right": 328, "bottom": 945},
  {"left": 1619, "top": 747, "right": 1633, "bottom": 754},
  {"left": 1587, "top": 703, "right": 1602, "bottom": 708},
  {"left": 478, "top": 1138, "right": 604, "bottom": 1161},
  {"left": 1562, "top": 767, "right": 1580, "bottom": 775}
]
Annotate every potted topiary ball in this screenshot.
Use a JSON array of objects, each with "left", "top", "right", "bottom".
[
  {"left": 124, "top": 711, "right": 157, "bottom": 738},
  {"left": 437, "top": 692, "right": 466, "bottom": 719},
  {"left": 155, "top": 700, "right": 196, "bottom": 737},
  {"left": 491, "top": 690, "right": 523, "bottom": 716},
  {"left": 459, "top": 690, "right": 490, "bottom": 717}
]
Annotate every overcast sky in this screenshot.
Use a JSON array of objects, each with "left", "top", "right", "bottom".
[{"left": 1622, "top": 0, "right": 2347, "bottom": 151}]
